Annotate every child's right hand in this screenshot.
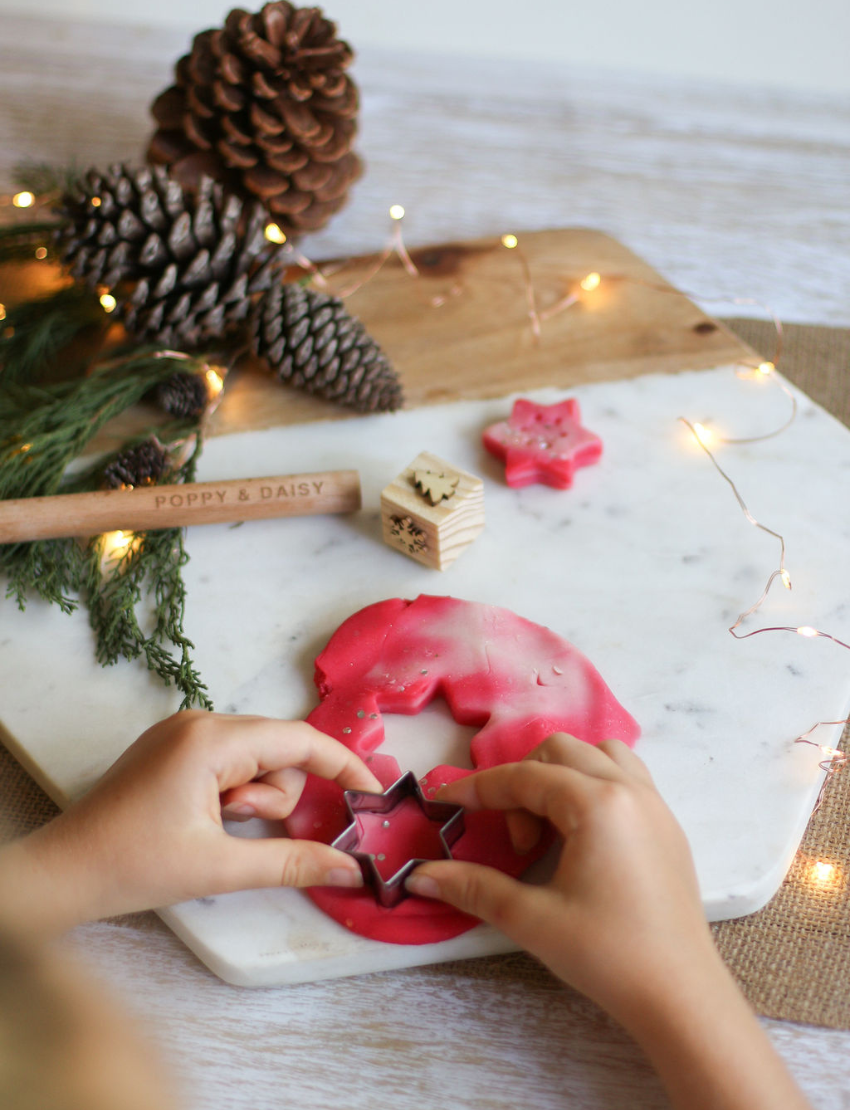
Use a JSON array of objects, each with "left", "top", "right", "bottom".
[
  {"left": 407, "top": 734, "right": 812, "bottom": 1110},
  {"left": 407, "top": 732, "right": 710, "bottom": 1019}
]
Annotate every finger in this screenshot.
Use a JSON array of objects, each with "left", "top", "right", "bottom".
[
  {"left": 527, "top": 732, "right": 624, "bottom": 780},
  {"left": 209, "top": 718, "right": 382, "bottom": 795},
  {"left": 436, "top": 761, "right": 592, "bottom": 833},
  {"left": 216, "top": 835, "right": 365, "bottom": 892},
  {"left": 595, "top": 738, "right": 655, "bottom": 784},
  {"left": 505, "top": 808, "right": 543, "bottom": 854},
  {"left": 221, "top": 774, "right": 307, "bottom": 821},
  {"left": 406, "top": 860, "right": 550, "bottom": 942}
]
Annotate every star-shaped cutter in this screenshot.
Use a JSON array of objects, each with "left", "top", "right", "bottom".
[{"left": 331, "top": 771, "right": 465, "bottom": 908}]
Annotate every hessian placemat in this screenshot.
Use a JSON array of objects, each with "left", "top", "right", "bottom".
[{"left": 0, "top": 317, "right": 848, "bottom": 1027}]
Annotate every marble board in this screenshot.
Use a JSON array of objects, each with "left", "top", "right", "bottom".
[{"left": 2, "top": 365, "right": 849, "bottom": 986}]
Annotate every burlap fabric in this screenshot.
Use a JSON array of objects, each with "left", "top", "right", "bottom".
[{"left": 1, "top": 317, "right": 848, "bottom": 1026}]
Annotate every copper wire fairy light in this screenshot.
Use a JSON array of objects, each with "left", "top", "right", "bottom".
[{"left": 7, "top": 189, "right": 849, "bottom": 780}]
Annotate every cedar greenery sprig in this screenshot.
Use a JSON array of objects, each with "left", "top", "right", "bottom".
[
  {"left": 0, "top": 284, "right": 107, "bottom": 385},
  {"left": 0, "top": 350, "right": 194, "bottom": 499},
  {"left": 83, "top": 437, "right": 212, "bottom": 711},
  {"left": 0, "top": 354, "right": 215, "bottom": 710}
]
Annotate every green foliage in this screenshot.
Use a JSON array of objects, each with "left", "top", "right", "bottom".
[
  {"left": 0, "top": 350, "right": 215, "bottom": 710},
  {"left": 0, "top": 219, "right": 63, "bottom": 267},
  {"left": 0, "top": 351, "right": 189, "bottom": 498},
  {"left": 12, "top": 159, "right": 82, "bottom": 200},
  {"left": 0, "top": 284, "right": 106, "bottom": 385}
]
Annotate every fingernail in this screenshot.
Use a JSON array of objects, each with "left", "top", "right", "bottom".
[
  {"left": 325, "top": 868, "right": 364, "bottom": 888},
  {"left": 406, "top": 874, "right": 440, "bottom": 899},
  {"left": 223, "top": 803, "right": 255, "bottom": 818}
]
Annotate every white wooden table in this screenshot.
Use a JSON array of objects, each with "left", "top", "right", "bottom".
[{"left": 3, "top": 14, "right": 850, "bottom": 1109}]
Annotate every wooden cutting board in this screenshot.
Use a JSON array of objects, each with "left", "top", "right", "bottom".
[{"left": 14, "top": 226, "right": 752, "bottom": 454}]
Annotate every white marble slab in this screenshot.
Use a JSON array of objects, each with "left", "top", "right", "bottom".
[{"left": 2, "top": 365, "right": 850, "bottom": 986}]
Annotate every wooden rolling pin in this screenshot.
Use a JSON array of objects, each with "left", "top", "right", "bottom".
[{"left": 0, "top": 471, "right": 362, "bottom": 542}]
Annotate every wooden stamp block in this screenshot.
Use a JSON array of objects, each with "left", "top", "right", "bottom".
[{"left": 380, "top": 451, "right": 485, "bottom": 570}]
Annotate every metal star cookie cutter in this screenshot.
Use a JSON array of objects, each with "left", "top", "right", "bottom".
[{"left": 331, "top": 771, "right": 465, "bottom": 908}]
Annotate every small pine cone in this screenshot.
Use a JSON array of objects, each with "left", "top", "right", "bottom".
[
  {"left": 251, "top": 282, "right": 403, "bottom": 413},
  {"left": 102, "top": 440, "right": 168, "bottom": 489},
  {"left": 154, "top": 371, "right": 211, "bottom": 418},
  {"left": 56, "top": 164, "right": 287, "bottom": 348},
  {"left": 147, "top": 2, "right": 362, "bottom": 236}
]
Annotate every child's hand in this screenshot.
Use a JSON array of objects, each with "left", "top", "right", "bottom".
[
  {"left": 406, "top": 734, "right": 811, "bottom": 1110},
  {"left": 1, "top": 711, "right": 382, "bottom": 937},
  {"left": 407, "top": 732, "right": 706, "bottom": 1019}
]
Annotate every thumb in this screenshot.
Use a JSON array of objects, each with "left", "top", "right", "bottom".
[
  {"left": 407, "top": 860, "right": 542, "bottom": 940},
  {"left": 216, "top": 836, "right": 364, "bottom": 892}
]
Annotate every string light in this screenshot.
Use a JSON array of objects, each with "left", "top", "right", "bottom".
[
  {"left": 101, "top": 530, "right": 140, "bottom": 560},
  {"left": 680, "top": 416, "right": 791, "bottom": 629},
  {"left": 580, "top": 271, "right": 601, "bottom": 292},
  {"left": 0, "top": 304, "right": 5, "bottom": 321},
  {"left": 389, "top": 204, "right": 406, "bottom": 221},
  {"left": 264, "top": 222, "right": 287, "bottom": 244},
  {"left": 99, "top": 292, "right": 117, "bottom": 313},
  {"left": 501, "top": 233, "right": 518, "bottom": 249},
  {"left": 12, "top": 191, "right": 34, "bottom": 209},
  {"left": 808, "top": 859, "right": 841, "bottom": 889},
  {"left": 34, "top": 246, "right": 47, "bottom": 260},
  {"left": 90, "top": 196, "right": 102, "bottom": 208},
  {"left": 205, "top": 366, "right": 225, "bottom": 398},
  {"left": 691, "top": 422, "right": 714, "bottom": 446}
]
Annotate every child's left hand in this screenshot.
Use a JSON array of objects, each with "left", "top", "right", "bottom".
[{"left": 0, "top": 711, "right": 382, "bottom": 937}]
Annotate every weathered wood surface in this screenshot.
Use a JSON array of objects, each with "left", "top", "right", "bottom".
[{"left": 3, "top": 13, "right": 850, "bottom": 1110}]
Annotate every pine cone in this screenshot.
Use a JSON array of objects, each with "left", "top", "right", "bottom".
[
  {"left": 102, "top": 440, "right": 168, "bottom": 489},
  {"left": 147, "top": 3, "right": 362, "bottom": 237},
  {"left": 251, "top": 282, "right": 403, "bottom": 412},
  {"left": 57, "top": 164, "right": 287, "bottom": 348},
  {"left": 154, "top": 371, "right": 211, "bottom": 418}
]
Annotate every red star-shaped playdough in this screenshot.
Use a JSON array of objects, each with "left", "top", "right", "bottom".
[{"left": 483, "top": 398, "right": 603, "bottom": 489}]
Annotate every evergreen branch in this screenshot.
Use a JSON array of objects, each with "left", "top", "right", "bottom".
[
  {"left": 0, "top": 284, "right": 106, "bottom": 385},
  {"left": 83, "top": 436, "right": 211, "bottom": 710},
  {"left": 2, "top": 417, "right": 213, "bottom": 711},
  {"left": 0, "top": 537, "right": 86, "bottom": 614},
  {"left": 12, "top": 160, "right": 82, "bottom": 201},
  {"left": 0, "top": 352, "right": 204, "bottom": 499}
]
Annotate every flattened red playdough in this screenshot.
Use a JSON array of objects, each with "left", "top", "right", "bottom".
[{"left": 286, "top": 595, "right": 640, "bottom": 944}]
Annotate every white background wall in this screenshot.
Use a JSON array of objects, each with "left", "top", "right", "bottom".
[{"left": 0, "top": 0, "right": 847, "bottom": 95}]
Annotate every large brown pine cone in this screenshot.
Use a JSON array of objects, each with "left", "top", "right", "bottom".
[
  {"left": 57, "top": 164, "right": 287, "bottom": 348},
  {"left": 147, "top": 3, "right": 362, "bottom": 237},
  {"left": 251, "top": 282, "right": 403, "bottom": 412}
]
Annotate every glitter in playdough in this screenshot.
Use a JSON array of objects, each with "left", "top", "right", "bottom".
[
  {"left": 483, "top": 397, "right": 603, "bottom": 489},
  {"left": 286, "top": 595, "right": 639, "bottom": 946}
]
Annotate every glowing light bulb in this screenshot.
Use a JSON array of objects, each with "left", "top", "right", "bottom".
[
  {"left": 264, "top": 222, "right": 286, "bottom": 244},
  {"left": 102, "top": 530, "right": 133, "bottom": 558},
  {"left": 580, "top": 272, "right": 601, "bottom": 292},
  {"left": 810, "top": 860, "right": 838, "bottom": 887},
  {"left": 389, "top": 204, "right": 405, "bottom": 221},
  {"left": 501, "top": 233, "right": 519, "bottom": 249},
  {"left": 99, "top": 292, "right": 117, "bottom": 313},
  {"left": 797, "top": 626, "right": 818, "bottom": 638},
  {"left": 91, "top": 196, "right": 102, "bottom": 208},
  {"left": 757, "top": 361, "right": 774, "bottom": 376},
  {"left": 12, "top": 191, "right": 35, "bottom": 208},
  {"left": 692, "top": 422, "right": 713, "bottom": 446},
  {"left": 205, "top": 367, "right": 224, "bottom": 398},
  {"left": 34, "top": 246, "right": 47, "bottom": 260},
  {"left": 0, "top": 304, "right": 5, "bottom": 321},
  {"left": 780, "top": 569, "right": 792, "bottom": 589}
]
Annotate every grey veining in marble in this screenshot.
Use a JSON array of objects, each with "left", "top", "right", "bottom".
[{"left": 2, "top": 366, "right": 849, "bottom": 985}]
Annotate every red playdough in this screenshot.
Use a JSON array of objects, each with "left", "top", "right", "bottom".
[
  {"left": 483, "top": 397, "right": 603, "bottom": 488},
  {"left": 286, "top": 595, "right": 640, "bottom": 944}
]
